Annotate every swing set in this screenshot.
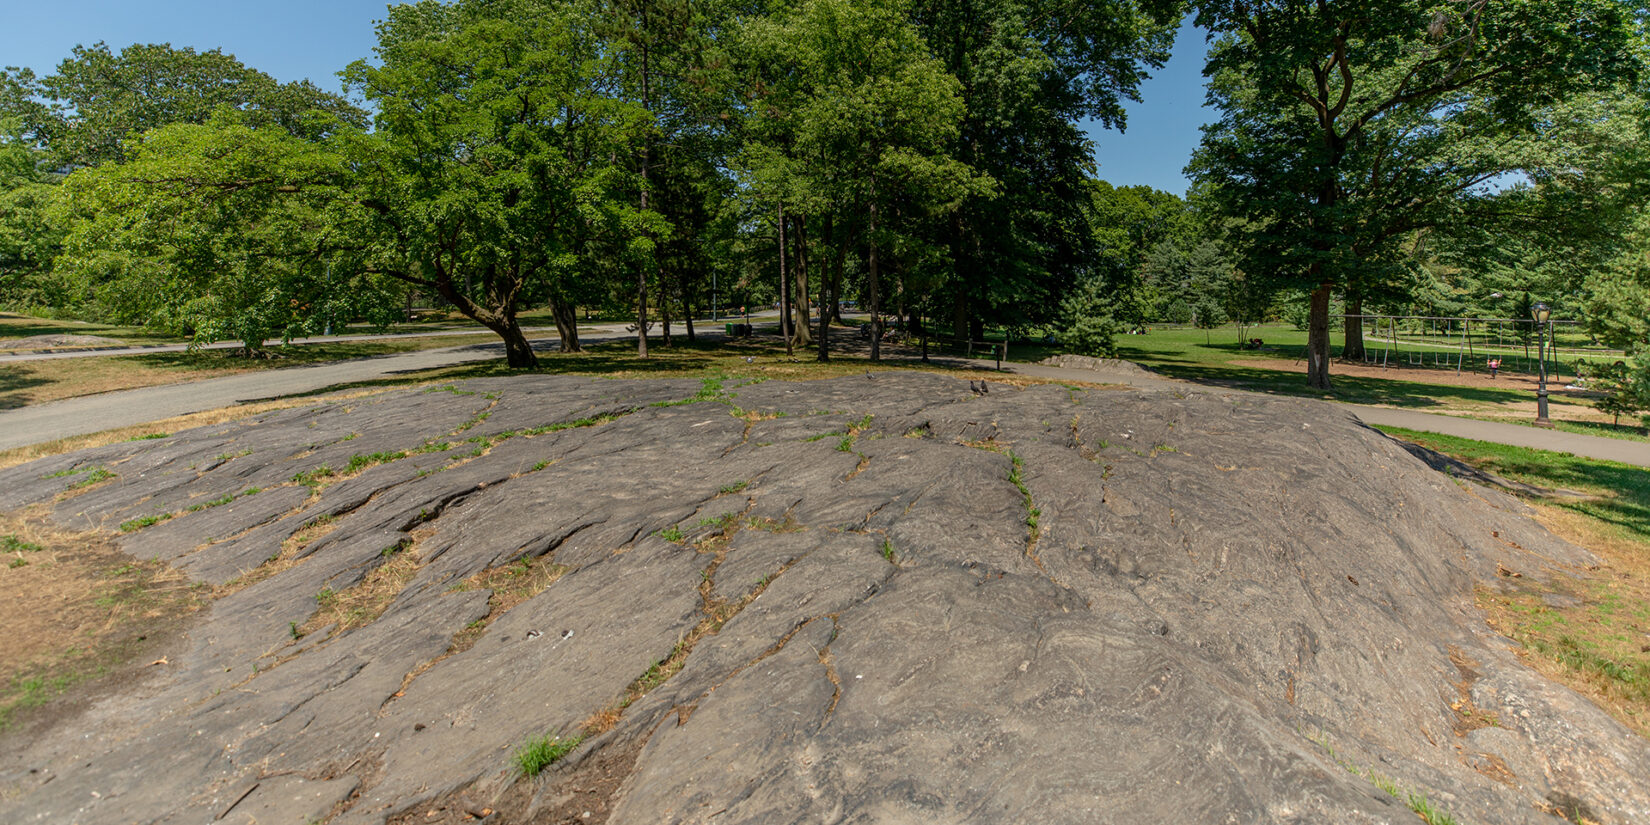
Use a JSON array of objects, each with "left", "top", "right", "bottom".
[{"left": 1351, "top": 314, "right": 1589, "bottom": 381}]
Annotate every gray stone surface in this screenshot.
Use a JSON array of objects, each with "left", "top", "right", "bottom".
[
  {"left": 1038, "top": 353, "right": 1156, "bottom": 375},
  {"left": 1, "top": 373, "right": 1644, "bottom": 825}
]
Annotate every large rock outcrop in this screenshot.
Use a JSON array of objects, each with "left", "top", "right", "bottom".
[{"left": 0, "top": 372, "right": 1643, "bottom": 825}]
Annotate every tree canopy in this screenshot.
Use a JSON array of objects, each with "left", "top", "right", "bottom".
[
  {"left": 1189, "top": 0, "right": 1643, "bottom": 388},
  {"left": 10, "top": 0, "right": 1650, "bottom": 388}
]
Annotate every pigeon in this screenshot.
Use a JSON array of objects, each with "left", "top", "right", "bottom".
[
  {"left": 867, "top": 371, "right": 874, "bottom": 380},
  {"left": 980, "top": 381, "right": 989, "bottom": 394},
  {"left": 969, "top": 380, "right": 981, "bottom": 395},
  {"left": 744, "top": 356, "right": 754, "bottom": 363}
]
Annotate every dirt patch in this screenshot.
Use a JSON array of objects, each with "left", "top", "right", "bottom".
[
  {"left": 388, "top": 733, "right": 647, "bottom": 825},
  {"left": 1231, "top": 356, "right": 1592, "bottom": 395},
  {"left": 0, "top": 508, "right": 206, "bottom": 736}
]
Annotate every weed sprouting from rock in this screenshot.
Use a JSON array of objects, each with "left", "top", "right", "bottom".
[{"left": 514, "top": 733, "right": 583, "bottom": 777}]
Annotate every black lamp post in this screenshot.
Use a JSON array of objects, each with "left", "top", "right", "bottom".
[{"left": 1532, "top": 302, "right": 1552, "bottom": 427}]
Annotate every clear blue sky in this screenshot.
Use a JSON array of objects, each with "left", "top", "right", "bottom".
[
  {"left": 1, "top": 2, "right": 1214, "bottom": 195},
  {"left": 1083, "top": 17, "right": 1217, "bottom": 197},
  {"left": 0, "top": 0, "right": 387, "bottom": 94}
]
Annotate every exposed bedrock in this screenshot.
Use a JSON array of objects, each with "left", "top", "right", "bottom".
[{"left": 0, "top": 373, "right": 1642, "bottom": 825}]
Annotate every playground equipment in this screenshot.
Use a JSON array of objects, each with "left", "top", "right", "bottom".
[{"left": 1349, "top": 314, "right": 1617, "bottom": 380}]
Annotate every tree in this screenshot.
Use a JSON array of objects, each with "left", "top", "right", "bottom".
[
  {"left": 1086, "top": 181, "right": 1197, "bottom": 328},
  {"left": 1584, "top": 360, "right": 1647, "bottom": 428},
  {"left": 56, "top": 116, "right": 397, "bottom": 352},
  {"left": 739, "top": 0, "right": 988, "bottom": 361},
  {"left": 344, "top": 0, "right": 654, "bottom": 368},
  {"left": 1583, "top": 208, "right": 1650, "bottom": 408},
  {"left": 0, "top": 119, "right": 63, "bottom": 307},
  {"left": 1190, "top": 0, "right": 1641, "bottom": 389},
  {"left": 23, "top": 42, "right": 365, "bottom": 168},
  {"left": 913, "top": 0, "right": 1181, "bottom": 340}
]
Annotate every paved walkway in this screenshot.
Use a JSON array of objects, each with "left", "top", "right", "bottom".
[{"left": 3, "top": 331, "right": 1647, "bottom": 469}]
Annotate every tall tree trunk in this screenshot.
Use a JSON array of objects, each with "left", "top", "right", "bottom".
[
  {"left": 818, "top": 214, "right": 834, "bottom": 363},
  {"left": 1343, "top": 295, "right": 1365, "bottom": 361},
  {"left": 868, "top": 177, "right": 881, "bottom": 362},
  {"left": 1307, "top": 281, "right": 1333, "bottom": 390},
  {"left": 1306, "top": 135, "right": 1343, "bottom": 388},
  {"left": 494, "top": 318, "right": 538, "bottom": 369},
  {"left": 650, "top": 282, "right": 663, "bottom": 346},
  {"left": 682, "top": 281, "right": 696, "bottom": 344},
  {"left": 778, "top": 202, "right": 792, "bottom": 357},
  {"left": 792, "top": 213, "right": 811, "bottom": 347},
  {"left": 548, "top": 294, "right": 581, "bottom": 353},
  {"left": 830, "top": 216, "right": 845, "bottom": 326},
  {"left": 635, "top": 20, "right": 652, "bottom": 359}
]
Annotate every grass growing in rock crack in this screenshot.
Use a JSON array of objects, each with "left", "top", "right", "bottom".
[
  {"left": 297, "top": 543, "right": 425, "bottom": 639},
  {"left": 1305, "top": 730, "right": 1461, "bottom": 825},
  {"left": 446, "top": 555, "right": 571, "bottom": 652},
  {"left": 1006, "top": 451, "right": 1040, "bottom": 531},
  {"left": 1379, "top": 426, "right": 1650, "bottom": 737},
  {"left": 652, "top": 374, "right": 728, "bottom": 407},
  {"left": 65, "top": 467, "right": 115, "bottom": 489},
  {"left": 118, "top": 488, "right": 264, "bottom": 532},
  {"left": 514, "top": 733, "right": 584, "bottom": 777}
]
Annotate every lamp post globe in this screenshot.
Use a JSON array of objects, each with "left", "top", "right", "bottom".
[{"left": 1532, "top": 303, "right": 1552, "bottom": 427}]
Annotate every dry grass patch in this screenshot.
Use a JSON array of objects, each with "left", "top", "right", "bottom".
[
  {"left": 0, "top": 508, "right": 206, "bottom": 731},
  {"left": 218, "top": 515, "right": 341, "bottom": 598},
  {"left": 447, "top": 554, "right": 572, "bottom": 652},
  {"left": 1477, "top": 504, "right": 1650, "bottom": 737},
  {"left": 298, "top": 539, "right": 426, "bottom": 639}
]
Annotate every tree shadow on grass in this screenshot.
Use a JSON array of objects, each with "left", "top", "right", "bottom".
[
  {"left": 1466, "top": 449, "right": 1650, "bottom": 539},
  {"left": 0, "top": 366, "right": 51, "bottom": 410},
  {"left": 1144, "top": 362, "right": 1532, "bottom": 409},
  {"left": 125, "top": 342, "right": 412, "bottom": 373}
]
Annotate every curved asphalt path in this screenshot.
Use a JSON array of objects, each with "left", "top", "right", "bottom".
[{"left": 2, "top": 325, "right": 1648, "bottom": 468}]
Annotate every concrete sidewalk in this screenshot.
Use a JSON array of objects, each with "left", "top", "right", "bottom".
[{"left": 0, "top": 322, "right": 765, "bottom": 451}]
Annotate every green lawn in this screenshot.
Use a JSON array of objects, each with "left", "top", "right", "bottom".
[
  {"left": 1099, "top": 322, "right": 1626, "bottom": 427},
  {"left": 1376, "top": 426, "right": 1650, "bottom": 540}
]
